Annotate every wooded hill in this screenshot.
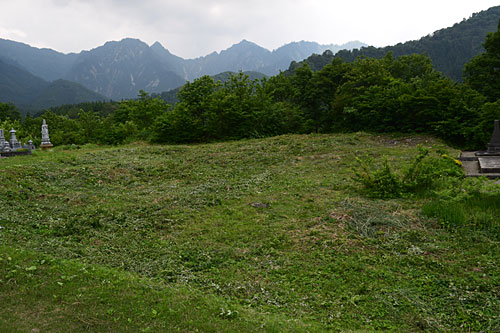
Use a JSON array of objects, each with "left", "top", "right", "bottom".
[
  {"left": 291, "top": 6, "right": 500, "bottom": 81},
  {"left": 0, "top": 57, "right": 105, "bottom": 112}
]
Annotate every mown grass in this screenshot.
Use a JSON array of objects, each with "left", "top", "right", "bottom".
[{"left": 0, "top": 133, "right": 499, "bottom": 331}]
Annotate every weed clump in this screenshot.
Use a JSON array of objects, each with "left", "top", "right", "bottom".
[{"left": 352, "top": 146, "right": 463, "bottom": 199}]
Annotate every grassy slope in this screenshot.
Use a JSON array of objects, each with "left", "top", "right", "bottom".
[{"left": 0, "top": 133, "right": 498, "bottom": 331}]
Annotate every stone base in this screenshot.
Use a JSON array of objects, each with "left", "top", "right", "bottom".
[
  {"left": 40, "top": 143, "right": 53, "bottom": 150},
  {"left": 475, "top": 150, "right": 500, "bottom": 157},
  {"left": 478, "top": 157, "right": 500, "bottom": 173},
  {"left": 459, "top": 152, "right": 500, "bottom": 178},
  {"left": 0, "top": 151, "right": 33, "bottom": 157}
]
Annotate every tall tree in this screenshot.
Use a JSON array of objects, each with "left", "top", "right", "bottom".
[{"left": 464, "top": 19, "right": 500, "bottom": 102}]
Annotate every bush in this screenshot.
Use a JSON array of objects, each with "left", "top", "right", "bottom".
[{"left": 353, "top": 146, "right": 463, "bottom": 199}]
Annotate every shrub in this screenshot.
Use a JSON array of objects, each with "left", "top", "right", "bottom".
[{"left": 353, "top": 146, "right": 463, "bottom": 199}]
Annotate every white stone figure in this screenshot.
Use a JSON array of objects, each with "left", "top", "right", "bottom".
[{"left": 40, "top": 119, "right": 53, "bottom": 148}]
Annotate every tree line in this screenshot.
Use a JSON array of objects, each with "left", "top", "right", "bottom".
[{"left": 1, "top": 22, "right": 500, "bottom": 150}]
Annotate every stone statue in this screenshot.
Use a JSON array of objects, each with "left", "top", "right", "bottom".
[{"left": 40, "top": 119, "right": 53, "bottom": 149}]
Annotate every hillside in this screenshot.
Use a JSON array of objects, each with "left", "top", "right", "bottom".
[
  {"left": 0, "top": 134, "right": 498, "bottom": 331},
  {"left": 0, "top": 38, "right": 78, "bottom": 81},
  {"left": 292, "top": 6, "right": 500, "bottom": 81},
  {"left": 0, "top": 57, "right": 105, "bottom": 113},
  {"left": 27, "top": 79, "right": 106, "bottom": 111},
  {"left": 0, "top": 57, "right": 49, "bottom": 105}
]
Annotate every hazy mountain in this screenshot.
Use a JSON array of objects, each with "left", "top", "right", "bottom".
[
  {"left": 0, "top": 36, "right": 365, "bottom": 102},
  {"left": 150, "top": 41, "right": 191, "bottom": 79},
  {"left": 0, "top": 57, "right": 49, "bottom": 106},
  {"left": 0, "top": 38, "right": 77, "bottom": 81},
  {"left": 151, "top": 39, "right": 366, "bottom": 81},
  {"left": 262, "top": 40, "right": 366, "bottom": 74},
  {"left": 65, "top": 38, "right": 185, "bottom": 100},
  {"left": 182, "top": 40, "right": 272, "bottom": 79},
  {"left": 0, "top": 57, "right": 104, "bottom": 112}
]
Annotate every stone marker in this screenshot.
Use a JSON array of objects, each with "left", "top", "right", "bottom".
[
  {"left": 0, "top": 127, "right": 35, "bottom": 156},
  {"left": 476, "top": 120, "right": 500, "bottom": 156},
  {"left": 9, "top": 128, "right": 21, "bottom": 150},
  {"left": 487, "top": 120, "right": 500, "bottom": 153},
  {"left": 0, "top": 129, "right": 4, "bottom": 145},
  {"left": 27, "top": 140, "right": 36, "bottom": 151}
]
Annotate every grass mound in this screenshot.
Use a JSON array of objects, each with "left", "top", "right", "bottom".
[{"left": 1, "top": 133, "right": 499, "bottom": 331}]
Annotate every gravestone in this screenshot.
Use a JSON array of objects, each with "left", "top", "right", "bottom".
[
  {"left": 9, "top": 128, "right": 21, "bottom": 150},
  {"left": 26, "top": 140, "right": 36, "bottom": 150},
  {"left": 0, "top": 129, "right": 5, "bottom": 148},
  {"left": 0, "top": 127, "right": 35, "bottom": 156},
  {"left": 476, "top": 120, "right": 500, "bottom": 156},
  {"left": 487, "top": 120, "right": 500, "bottom": 153}
]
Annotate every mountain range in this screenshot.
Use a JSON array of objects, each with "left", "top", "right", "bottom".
[{"left": 0, "top": 37, "right": 366, "bottom": 108}]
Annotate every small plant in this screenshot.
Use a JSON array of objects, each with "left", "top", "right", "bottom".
[
  {"left": 219, "top": 308, "right": 239, "bottom": 320},
  {"left": 353, "top": 157, "right": 402, "bottom": 198}
]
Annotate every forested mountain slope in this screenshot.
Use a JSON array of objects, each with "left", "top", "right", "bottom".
[{"left": 292, "top": 6, "right": 500, "bottom": 81}]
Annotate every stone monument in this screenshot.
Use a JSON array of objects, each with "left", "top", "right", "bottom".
[
  {"left": 476, "top": 120, "right": 500, "bottom": 156},
  {"left": 9, "top": 128, "right": 21, "bottom": 150},
  {"left": 40, "top": 119, "right": 53, "bottom": 149},
  {"left": 0, "top": 127, "right": 36, "bottom": 156},
  {"left": 487, "top": 119, "right": 500, "bottom": 154},
  {"left": 0, "top": 129, "right": 5, "bottom": 148}
]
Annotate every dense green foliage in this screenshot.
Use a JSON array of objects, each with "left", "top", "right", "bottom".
[
  {"left": 148, "top": 51, "right": 497, "bottom": 149},
  {"left": 0, "top": 102, "right": 21, "bottom": 121}
]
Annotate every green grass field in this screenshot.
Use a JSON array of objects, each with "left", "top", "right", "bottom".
[{"left": 0, "top": 133, "right": 498, "bottom": 332}]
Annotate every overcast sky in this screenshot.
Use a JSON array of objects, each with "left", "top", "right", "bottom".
[{"left": 0, "top": 0, "right": 498, "bottom": 59}]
